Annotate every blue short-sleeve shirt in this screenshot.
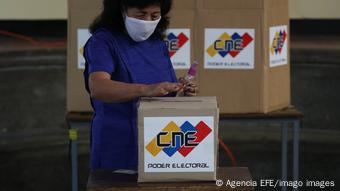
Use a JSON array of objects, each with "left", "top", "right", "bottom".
[{"left": 83, "top": 28, "right": 177, "bottom": 170}]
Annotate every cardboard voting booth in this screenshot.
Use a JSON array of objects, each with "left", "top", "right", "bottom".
[
  {"left": 67, "top": 0, "right": 101, "bottom": 112},
  {"left": 67, "top": 0, "right": 291, "bottom": 114},
  {"left": 138, "top": 97, "right": 219, "bottom": 182},
  {"left": 196, "top": 0, "right": 291, "bottom": 113},
  {"left": 67, "top": 0, "right": 194, "bottom": 112},
  {"left": 164, "top": 0, "right": 196, "bottom": 78}
]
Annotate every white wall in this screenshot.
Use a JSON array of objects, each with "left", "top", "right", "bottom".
[{"left": 0, "top": 0, "right": 340, "bottom": 20}]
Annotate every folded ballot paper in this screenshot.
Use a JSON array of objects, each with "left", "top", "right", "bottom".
[{"left": 138, "top": 97, "right": 219, "bottom": 182}]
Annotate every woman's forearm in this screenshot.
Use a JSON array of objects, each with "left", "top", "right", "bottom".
[
  {"left": 89, "top": 72, "right": 181, "bottom": 103},
  {"left": 90, "top": 78, "right": 147, "bottom": 103}
]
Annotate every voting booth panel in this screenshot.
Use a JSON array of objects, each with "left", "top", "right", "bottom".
[
  {"left": 196, "top": 0, "right": 290, "bottom": 113},
  {"left": 166, "top": 9, "right": 195, "bottom": 79},
  {"left": 67, "top": 0, "right": 195, "bottom": 112},
  {"left": 67, "top": 0, "right": 291, "bottom": 114},
  {"left": 67, "top": 0, "right": 101, "bottom": 112}
]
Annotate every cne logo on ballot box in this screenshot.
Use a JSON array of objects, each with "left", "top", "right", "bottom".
[
  {"left": 138, "top": 97, "right": 219, "bottom": 182},
  {"left": 145, "top": 121, "right": 212, "bottom": 157},
  {"left": 143, "top": 117, "right": 215, "bottom": 173}
]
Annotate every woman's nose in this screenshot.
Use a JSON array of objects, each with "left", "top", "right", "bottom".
[{"left": 144, "top": 15, "right": 152, "bottom": 21}]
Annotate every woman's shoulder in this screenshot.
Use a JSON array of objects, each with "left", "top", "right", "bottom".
[
  {"left": 89, "top": 28, "right": 116, "bottom": 43},
  {"left": 84, "top": 28, "right": 120, "bottom": 56},
  {"left": 91, "top": 27, "right": 129, "bottom": 45}
]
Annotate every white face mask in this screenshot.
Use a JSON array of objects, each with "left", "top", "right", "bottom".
[{"left": 124, "top": 14, "right": 161, "bottom": 42}]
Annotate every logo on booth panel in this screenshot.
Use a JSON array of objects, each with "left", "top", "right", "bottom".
[
  {"left": 269, "top": 25, "right": 288, "bottom": 68},
  {"left": 206, "top": 32, "right": 253, "bottom": 58},
  {"left": 146, "top": 121, "right": 212, "bottom": 157},
  {"left": 270, "top": 30, "right": 287, "bottom": 55},
  {"left": 77, "top": 29, "right": 92, "bottom": 69},
  {"left": 165, "top": 32, "right": 189, "bottom": 58}
]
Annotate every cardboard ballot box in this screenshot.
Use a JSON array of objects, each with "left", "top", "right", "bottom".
[
  {"left": 196, "top": 0, "right": 291, "bottom": 113},
  {"left": 138, "top": 97, "right": 219, "bottom": 182}
]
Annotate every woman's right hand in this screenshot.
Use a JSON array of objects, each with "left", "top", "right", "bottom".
[{"left": 143, "top": 82, "right": 183, "bottom": 97}]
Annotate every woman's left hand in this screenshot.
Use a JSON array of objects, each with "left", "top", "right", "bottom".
[{"left": 178, "top": 77, "right": 199, "bottom": 97}]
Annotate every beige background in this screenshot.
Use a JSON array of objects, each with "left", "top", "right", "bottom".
[
  {"left": 1, "top": 0, "right": 340, "bottom": 20},
  {"left": 289, "top": 0, "right": 340, "bottom": 19},
  {"left": 0, "top": 0, "right": 67, "bottom": 20}
]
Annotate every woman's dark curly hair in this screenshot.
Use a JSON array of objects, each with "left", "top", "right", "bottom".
[{"left": 90, "top": 0, "right": 172, "bottom": 37}]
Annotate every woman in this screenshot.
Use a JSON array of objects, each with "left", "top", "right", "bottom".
[{"left": 83, "top": 0, "right": 198, "bottom": 170}]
